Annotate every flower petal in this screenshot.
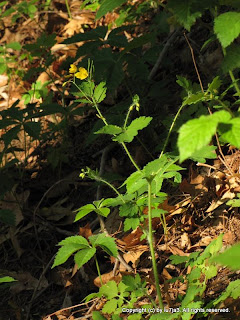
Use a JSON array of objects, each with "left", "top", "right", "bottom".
[
  {"left": 69, "top": 64, "right": 77, "bottom": 73},
  {"left": 75, "top": 67, "right": 88, "bottom": 80}
]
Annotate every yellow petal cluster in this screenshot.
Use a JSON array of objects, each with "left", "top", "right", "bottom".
[
  {"left": 75, "top": 67, "right": 88, "bottom": 80},
  {"left": 69, "top": 64, "right": 77, "bottom": 74},
  {"left": 69, "top": 65, "right": 88, "bottom": 80}
]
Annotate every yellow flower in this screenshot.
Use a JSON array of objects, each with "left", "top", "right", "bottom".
[
  {"left": 75, "top": 67, "right": 88, "bottom": 80},
  {"left": 69, "top": 64, "right": 77, "bottom": 73}
]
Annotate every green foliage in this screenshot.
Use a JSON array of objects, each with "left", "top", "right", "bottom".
[
  {"left": 214, "top": 12, "right": 240, "bottom": 48},
  {"left": 52, "top": 233, "right": 117, "bottom": 269},
  {"left": 167, "top": 0, "right": 202, "bottom": 31},
  {"left": 210, "top": 243, "right": 240, "bottom": 270},
  {"left": 85, "top": 274, "right": 147, "bottom": 317},
  {"left": 0, "top": 276, "right": 16, "bottom": 284},
  {"left": 96, "top": 0, "right": 127, "bottom": 20}
]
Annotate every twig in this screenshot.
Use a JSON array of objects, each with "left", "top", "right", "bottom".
[
  {"left": 184, "top": 32, "right": 231, "bottom": 173},
  {"left": 148, "top": 28, "right": 180, "bottom": 80},
  {"left": 183, "top": 32, "right": 204, "bottom": 93}
]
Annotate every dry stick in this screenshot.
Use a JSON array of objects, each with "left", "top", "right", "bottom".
[
  {"left": 44, "top": 299, "right": 99, "bottom": 319},
  {"left": 93, "top": 144, "right": 133, "bottom": 273},
  {"left": 148, "top": 28, "right": 180, "bottom": 81},
  {"left": 183, "top": 32, "right": 232, "bottom": 173}
]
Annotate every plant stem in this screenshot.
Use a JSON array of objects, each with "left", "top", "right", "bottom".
[
  {"left": 229, "top": 70, "right": 240, "bottom": 97},
  {"left": 121, "top": 142, "right": 141, "bottom": 172},
  {"left": 160, "top": 103, "right": 185, "bottom": 158},
  {"left": 98, "top": 177, "right": 125, "bottom": 203},
  {"left": 65, "top": 0, "right": 72, "bottom": 19},
  {"left": 222, "top": 48, "right": 240, "bottom": 97},
  {"left": 95, "top": 256, "right": 103, "bottom": 286},
  {"left": 147, "top": 181, "right": 164, "bottom": 309}
]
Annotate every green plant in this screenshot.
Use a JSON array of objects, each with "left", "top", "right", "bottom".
[
  {"left": 52, "top": 61, "right": 184, "bottom": 311},
  {"left": 0, "top": 0, "right": 38, "bottom": 23},
  {"left": 0, "top": 42, "right": 22, "bottom": 76}
]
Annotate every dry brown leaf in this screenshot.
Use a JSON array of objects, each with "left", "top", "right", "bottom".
[
  {"left": 122, "top": 228, "right": 144, "bottom": 249},
  {"left": 79, "top": 223, "right": 92, "bottom": 239},
  {"left": 206, "top": 190, "right": 235, "bottom": 212},
  {"left": 63, "top": 19, "right": 84, "bottom": 37},
  {"left": 180, "top": 232, "right": 191, "bottom": 249},
  {"left": 168, "top": 246, "right": 189, "bottom": 256},
  {"left": 94, "top": 271, "right": 122, "bottom": 287},
  {"left": 122, "top": 249, "right": 146, "bottom": 268},
  {"left": 162, "top": 268, "right": 172, "bottom": 280}
]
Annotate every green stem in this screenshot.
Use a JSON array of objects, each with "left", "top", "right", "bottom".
[
  {"left": 229, "top": 70, "right": 240, "bottom": 97},
  {"left": 222, "top": 48, "right": 240, "bottom": 97},
  {"left": 121, "top": 142, "right": 141, "bottom": 172},
  {"left": 215, "top": 99, "right": 234, "bottom": 116},
  {"left": 147, "top": 181, "right": 164, "bottom": 309},
  {"left": 70, "top": 81, "right": 93, "bottom": 105},
  {"left": 65, "top": 0, "right": 72, "bottom": 19},
  {"left": 92, "top": 96, "right": 141, "bottom": 173},
  {"left": 98, "top": 177, "right": 125, "bottom": 203},
  {"left": 160, "top": 103, "right": 185, "bottom": 158},
  {"left": 95, "top": 256, "right": 103, "bottom": 286},
  {"left": 124, "top": 107, "right": 132, "bottom": 129}
]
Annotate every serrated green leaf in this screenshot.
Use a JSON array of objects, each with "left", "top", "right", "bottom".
[
  {"left": 96, "top": 0, "right": 126, "bottom": 19},
  {"left": 52, "top": 244, "right": 82, "bottom": 268},
  {"left": 169, "top": 255, "right": 189, "bottom": 265},
  {"left": 204, "top": 265, "right": 218, "bottom": 280},
  {"left": 210, "top": 243, "right": 240, "bottom": 270},
  {"left": 74, "top": 247, "right": 96, "bottom": 268},
  {"left": 75, "top": 204, "right": 95, "bottom": 221},
  {"left": 92, "top": 311, "right": 107, "bottom": 320},
  {"left": 0, "top": 119, "right": 18, "bottom": 129},
  {"left": 89, "top": 233, "right": 118, "bottom": 257},
  {"left": 222, "top": 44, "right": 240, "bottom": 73},
  {"left": 178, "top": 111, "right": 230, "bottom": 162},
  {"left": 124, "top": 171, "right": 145, "bottom": 194},
  {"left": 6, "top": 42, "right": 21, "bottom": 50},
  {"left": 93, "top": 82, "right": 107, "bottom": 103},
  {"left": 58, "top": 235, "right": 89, "bottom": 247},
  {"left": 119, "top": 203, "right": 138, "bottom": 217},
  {"left": 124, "top": 218, "right": 140, "bottom": 231},
  {"left": 214, "top": 12, "right": 240, "bottom": 48},
  {"left": 190, "top": 145, "right": 217, "bottom": 163},
  {"left": 102, "top": 298, "right": 118, "bottom": 313},
  {"left": 150, "top": 313, "right": 175, "bottom": 320},
  {"left": 2, "top": 125, "right": 21, "bottom": 148},
  {"left": 167, "top": 0, "right": 202, "bottom": 31},
  {"left": 227, "top": 197, "right": 240, "bottom": 207},
  {"left": 95, "top": 125, "right": 122, "bottom": 135},
  {"left": 128, "top": 314, "right": 142, "bottom": 320},
  {"left": 23, "top": 121, "right": 41, "bottom": 139},
  {"left": 100, "top": 280, "right": 118, "bottom": 299},
  {"left": 122, "top": 33, "right": 155, "bottom": 53},
  {"left": 219, "top": 118, "right": 240, "bottom": 147},
  {"left": 63, "top": 27, "right": 107, "bottom": 44},
  {"left": 208, "top": 76, "right": 222, "bottom": 93},
  {"left": 0, "top": 63, "right": 7, "bottom": 74},
  {"left": 97, "top": 207, "right": 110, "bottom": 217},
  {"left": 0, "top": 276, "right": 16, "bottom": 283},
  {"left": 182, "top": 285, "right": 202, "bottom": 306},
  {"left": 113, "top": 116, "right": 152, "bottom": 143},
  {"left": 212, "top": 280, "right": 240, "bottom": 305},
  {"left": 199, "top": 234, "right": 223, "bottom": 263},
  {"left": 182, "top": 92, "right": 205, "bottom": 106}
]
